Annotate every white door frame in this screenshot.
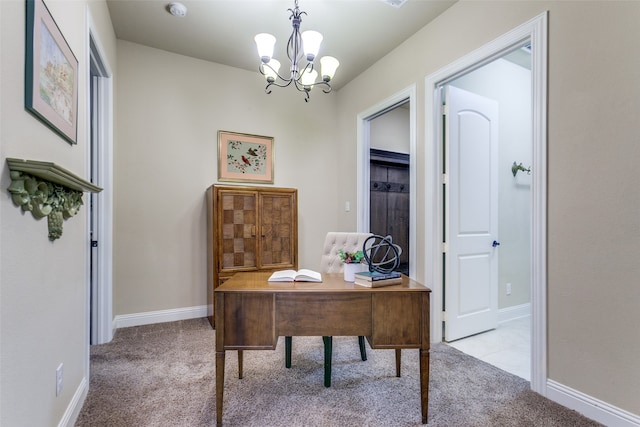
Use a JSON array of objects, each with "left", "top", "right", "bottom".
[
  {"left": 87, "top": 14, "right": 114, "bottom": 346},
  {"left": 425, "top": 12, "right": 548, "bottom": 394},
  {"left": 357, "top": 85, "right": 417, "bottom": 278}
]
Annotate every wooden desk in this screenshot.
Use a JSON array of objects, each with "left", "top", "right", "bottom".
[{"left": 214, "top": 272, "right": 431, "bottom": 426}]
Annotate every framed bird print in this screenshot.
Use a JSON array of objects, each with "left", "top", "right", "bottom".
[{"left": 218, "top": 131, "right": 274, "bottom": 183}]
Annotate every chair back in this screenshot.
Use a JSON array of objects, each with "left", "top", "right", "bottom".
[{"left": 320, "top": 232, "right": 373, "bottom": 273}]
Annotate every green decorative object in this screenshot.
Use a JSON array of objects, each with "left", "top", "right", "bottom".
[
  {"left": 511, "top": 161, "right": 531, "bottom": 177},
  {"left": 338, "top": 249, "right": 364, "bottom": 264},
  {"left": 6, "top": 158, "right": 102, "bottom": 240}
]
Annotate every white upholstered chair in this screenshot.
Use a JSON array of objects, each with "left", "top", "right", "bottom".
[
  {"left": 319, "top": 232, "right": 373, "bottom": 273},
  {"left": 285, "top": 232, "right": 372, "bottom": 387}
]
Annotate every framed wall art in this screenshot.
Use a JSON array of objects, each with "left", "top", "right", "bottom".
[
  {"left": 25, "top": 0, "right": 79, "bottom": 145},
  {"left": 218, "top": 131, "right": 274, "bottom": 184}
]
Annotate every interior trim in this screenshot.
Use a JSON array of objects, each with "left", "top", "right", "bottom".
[
  {"left": 497, "top": 303, "right": 530, "bottom": 324},
  {"left": 58, "top": 377, "right": 87, "bottom": 427},
  {"left": 547, "top": 380, "right": 640, "bottom": 427},
  {"left": 113, "top": 305, "right": 209, "bottom": 329}
]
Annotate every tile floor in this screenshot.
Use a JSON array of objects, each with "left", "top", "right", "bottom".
[{"left": 446, "top": 316, "right": 531, "bottom": 381}]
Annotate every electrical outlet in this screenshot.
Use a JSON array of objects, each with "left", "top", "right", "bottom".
[
  {"left": 56, "top": 363, "right": 63, "bottom": 396},
  {"left": 506, "top": 283, "right": 512, "bottom": 296}
]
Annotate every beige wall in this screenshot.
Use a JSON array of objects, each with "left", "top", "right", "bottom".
[
  {"left": 0, "top": 0, "right": 116, "bottom": 425},
  {"left": 336, "top": 0, "right": 640, "bottom": 416},
  {"left": 545, "top": 1, "right": 640, "bottom": 413},
  {"left": 113, "top": 40, "right": 343, "bottom": 316},
  {"left": 370, "top": 106, "right": 410, "bottom": 154}
]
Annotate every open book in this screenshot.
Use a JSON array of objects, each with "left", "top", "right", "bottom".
[{"left": 268, "top": 269, "right": 322, "bottom": 282}]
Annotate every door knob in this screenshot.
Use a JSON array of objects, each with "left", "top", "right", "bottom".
[{"left": 492, "top": 240, "right": 500, "bottom": 247}]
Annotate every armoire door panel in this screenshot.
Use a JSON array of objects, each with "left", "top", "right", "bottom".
[
  {"left": 219, "top": 191, "right": 258, "bottom": 271},
  {"left": 260, "top": 193, "right": 296, "bottom": 269},
  {"left": 208, "top": 185, "right": 298, "bottom": 327}
]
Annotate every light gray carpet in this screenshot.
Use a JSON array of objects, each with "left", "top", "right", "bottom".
[{"left": 76, "top": 318, "right": 601, "bottom": 427}]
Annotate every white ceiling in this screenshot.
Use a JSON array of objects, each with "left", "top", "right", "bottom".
[{"left": 106, "top": 0, "right": 457, "bottom": 89}]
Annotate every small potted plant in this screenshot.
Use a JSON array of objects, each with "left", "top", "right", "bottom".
[{"left": 338, "top": 249, "right": 365, "bottom": 282}]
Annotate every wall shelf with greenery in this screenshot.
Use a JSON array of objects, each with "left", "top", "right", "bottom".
[{"left": 6, "top": 158, "right": 102, "bottom": 240}]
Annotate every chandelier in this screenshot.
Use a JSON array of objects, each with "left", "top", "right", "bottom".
[{"left": 254, "top": 0, "right": 339, "bottom": 102}]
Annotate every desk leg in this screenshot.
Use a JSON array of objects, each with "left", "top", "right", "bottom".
[
  {"left": 238, "top": 350, "right": 243, "bottom": 379},
  {"left": 419, "top": 349, "right": 429, "bottom": 424},
  {"left": 285, "top": 336, "right": 292, "bottom": 368},
  {"left": 216, "top": 350, "right": 225, "bottom": 426},
  {"left": 322, "top": 336, "right": 332, "bottom": 387}
]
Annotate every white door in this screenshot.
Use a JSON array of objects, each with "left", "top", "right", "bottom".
[{"left": 444, "top": 85, "right": 499, "bottom": 342}]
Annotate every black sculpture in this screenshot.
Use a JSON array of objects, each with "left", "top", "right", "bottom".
[{"left": 362, "top": 234, "right": 402, "bottom": 274}]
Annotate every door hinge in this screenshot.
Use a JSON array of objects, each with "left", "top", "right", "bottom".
[
  {"left": 91, "top": 240, "right": 98, "bottom": 248},
  {"left": 442, "top": 173, "right": 448, "bottom": 185},
  {"left": 443, "top": 104, "right": 449, "bottom": 116},
  {"left": 441, "top": 242, "right": 448, "bottom": 253},
  {"left": 442, "top": 311, "right": 447, "bottom": 321}
]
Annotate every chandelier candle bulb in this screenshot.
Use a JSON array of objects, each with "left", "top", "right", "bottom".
[
  {"left": 301, "top": 30, "right": 323, "bottom": 61},
  {"left": 255, "top": 33, "right": 276, "bottom": 62},
  {"left": 320, "top": 56, "right": 339, "bottom": 81},
  {"left": 301, "top": 69, "right": 318, "bottom": 87},
  {"left": 263, "top": 59, "right": 281, "bottom": 83}
]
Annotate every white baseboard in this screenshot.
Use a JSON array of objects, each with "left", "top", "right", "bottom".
[
  {"left": 547, "top": 379, "right": 640, "bottom": 427},
  {"left": 113, "top": 305, "right": 208, "bottom": 329},
  {"left": 498, "top": 302, "right": 530, "bottom": 324},
  {"left": 58, "top": 377, "right": 88, "bottom": 427}
]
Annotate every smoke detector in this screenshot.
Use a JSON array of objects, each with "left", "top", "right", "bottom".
[
  {"left": 167, "top": 2, "right": 187, "bottom": 17},
  {"left": 380, "top": 0, "right": 408, "bottom": 8}
]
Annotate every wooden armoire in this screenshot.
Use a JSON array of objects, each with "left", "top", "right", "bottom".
[{"left": 206, "top": 184, "right": 298, "bottom": 327}]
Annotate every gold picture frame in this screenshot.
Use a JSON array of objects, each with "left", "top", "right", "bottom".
[
  {"left": 25, "top": 0, "right": 79, "bottom": 145},
  {"left": 218, "top": 131, "right": 274, "bottom": 183}
]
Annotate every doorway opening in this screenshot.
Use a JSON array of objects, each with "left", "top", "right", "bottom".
[
  {"left": 357, "top": 87, "right": 417, "bottom": 278},
  {"left": 88, "top": 32, "right": 114, "bottom": 345},
  {"left": 369, "top": 103, "right": 411, "bottom": 275},
  {"left": 443, "top": 46, "right": 532, "bottom": 380},
  {"left": 425, "top": 12, "right": 548, "bottom": 394}
]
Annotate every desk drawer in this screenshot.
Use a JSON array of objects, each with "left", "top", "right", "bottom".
[
  {"left": 371, "top": 293, "right": 422, "bottom": 348},
  {"left": 276, "top": 293, "right": 371, "bottom": 336},
  {"left": 223, "top": 293, "right": 276, "bottom": 349}
]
